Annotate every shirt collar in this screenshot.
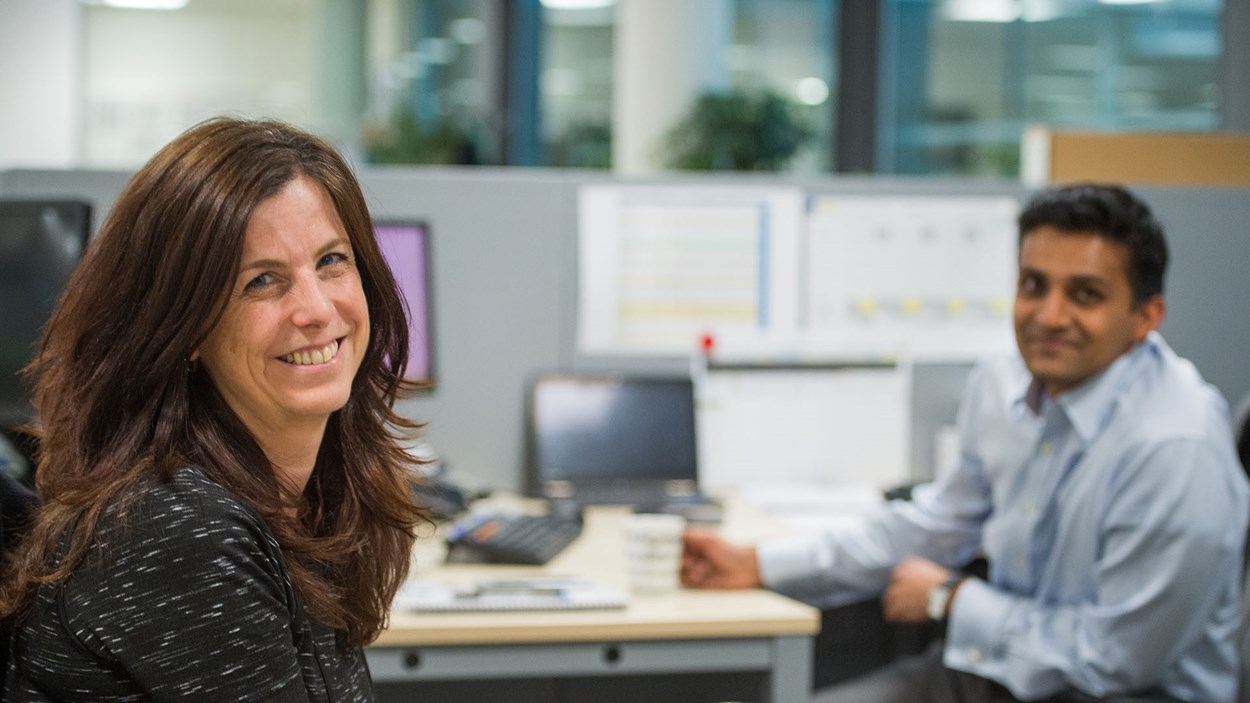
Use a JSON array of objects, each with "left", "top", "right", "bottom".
[{"left": 1010, "top": 333, "right": 1161, "bottom": 442}]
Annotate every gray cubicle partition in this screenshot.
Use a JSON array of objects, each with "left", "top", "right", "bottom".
[{"left": 2, "top": 167, "right": 1247, "bottom": 492}]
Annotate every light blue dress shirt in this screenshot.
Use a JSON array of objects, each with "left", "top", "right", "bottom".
[{"left": 758, "top": 333, "right": 1248, "bottom": 702}]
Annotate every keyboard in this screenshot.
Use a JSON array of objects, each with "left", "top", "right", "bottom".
[{"left": 445, "top": 512, "right": 583, "bottom": 565}]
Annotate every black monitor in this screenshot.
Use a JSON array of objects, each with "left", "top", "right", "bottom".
[
  {"left": 373, "top": 221, "right": 435, "bottom": 387},
  {"left": 0, "top": 200, "right": 91, "bottom": 429},
  {"left": 526, "top": 374, "right": 699, "bottom": 504}
]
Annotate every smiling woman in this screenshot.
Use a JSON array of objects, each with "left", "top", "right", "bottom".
[
  {"left": 193, "top": 175, "right": 373, "bottom": 492},
  {"left": 0, "top": 118, "right": 428, "bottom": 702}
]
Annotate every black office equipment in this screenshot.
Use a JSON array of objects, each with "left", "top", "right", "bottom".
[
  {"left": 411, "top": 477, "right": 471, "bottom": 522},
  {"left": 0, "top": 199, "right": 91, "bottom": 429},
  {"left": 526, "top": 373, "right": 718, "bottom": 519},
  {"left": 445, "top": 511, "right": 584, "bottom": 566}
]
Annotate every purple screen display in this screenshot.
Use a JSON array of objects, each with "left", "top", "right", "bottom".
[{"left": 373, "top": 223, "right": 431, "bottom": 382}]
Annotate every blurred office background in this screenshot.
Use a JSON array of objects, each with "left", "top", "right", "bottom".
[{"left": 1, "top": 0, "right": 1246, "bottom": 178}]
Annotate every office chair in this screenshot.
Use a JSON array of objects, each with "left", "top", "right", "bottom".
[
  {"left": 1236, "top": 392, "right": 1250, "bottom": 484},
  {"left": 0, "top": 469, "right": 40, "bottom": 675},
  {"left": 1238, "top": 393, "right": 1250, "bottom": 703}
]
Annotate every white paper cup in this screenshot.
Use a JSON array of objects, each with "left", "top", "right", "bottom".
[{"left": 623, "top": 513, "right": 686, "bottom": 594}]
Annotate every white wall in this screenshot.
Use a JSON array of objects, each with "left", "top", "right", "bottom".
[
  {"left": 0, "top": 0, "right": 83, "bottom": 169},
  {"left": 83, "top": 0, "right": 315, "bottom": 167}
]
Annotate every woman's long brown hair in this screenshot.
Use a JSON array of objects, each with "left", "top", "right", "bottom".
[{"left": 0, "top": 117, "right": 426, "bottom": 645}]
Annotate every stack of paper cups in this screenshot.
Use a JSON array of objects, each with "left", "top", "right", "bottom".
[{"left": 624, "top": 513, "right": 686, "bottom": 594}]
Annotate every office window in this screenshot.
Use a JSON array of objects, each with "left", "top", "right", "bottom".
[
  {"left": 364, "top": 0, "right": 505, "bottom": 165},
  {"left": 727, "top": 0, "right": 838, "bottom": 173},
  {"left": 879, "top": 0, "right": 1223, "bottom": 177},
  {"left": 537, "top": 0, "right": 837, "bottom": 172},
  {"left": 540, "top": 2, "right": 615, "bottom": 168}
]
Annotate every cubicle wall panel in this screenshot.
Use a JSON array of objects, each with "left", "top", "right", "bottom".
[
  {"left": 1144, "top": 187, "right": 1250, "bottom": 407},
  {"left": 358, "top": 169, "right": 578, "bottom": 491}
]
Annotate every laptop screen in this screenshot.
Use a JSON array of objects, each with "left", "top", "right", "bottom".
[{"left": 528, "top": 375, "right": 697, "bottom": 495}]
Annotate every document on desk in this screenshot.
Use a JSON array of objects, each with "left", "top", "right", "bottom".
[{"left": 395, "top": 577, "right": 629, "bottom": 613}]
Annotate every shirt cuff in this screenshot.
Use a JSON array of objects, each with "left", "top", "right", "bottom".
[
  {"left": 943, "top": 576, "right": 1016, "bottom": 676},
  {"left": 757, "top": 535, "right": 826, "bottom": 592}
]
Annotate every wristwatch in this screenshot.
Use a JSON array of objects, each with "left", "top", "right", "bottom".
[{"left": 926, "top": 575, "right": 964, "bottom": 622}]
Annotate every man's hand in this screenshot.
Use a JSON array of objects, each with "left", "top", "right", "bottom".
[
  {"left": 681, "top": 529, "right": 763, "bottom": 589},
  {"left": 882, "top": 557, "right": 953, "bottom": 623}
]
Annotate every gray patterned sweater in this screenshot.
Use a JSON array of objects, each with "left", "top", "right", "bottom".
[{"left": 4, "top": 467, "right": 373, "bottom": 702}]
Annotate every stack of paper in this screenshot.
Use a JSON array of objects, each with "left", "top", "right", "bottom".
[{"left": 395, "top": 577, "right": 629, "bottom": 613}]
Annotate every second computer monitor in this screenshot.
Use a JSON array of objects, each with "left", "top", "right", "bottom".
[
  {"left": 0, "top": 199, "right": 91, "bottom": 428},
  {"left": 527, "top": 374, "right": 699, "bottom": 506},
  {"left": 373, "top": 221, "right": 435, "bottom": 387}
]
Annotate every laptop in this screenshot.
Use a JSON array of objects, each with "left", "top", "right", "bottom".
[{"left": 525, "top": 373, "right": 720, "bottom": 521}]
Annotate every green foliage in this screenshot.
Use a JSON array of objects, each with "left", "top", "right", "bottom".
[
  {"left": 664, "top": 87, "right": 815, "bottom": 172},
  {"left": 548, "top": 122, "right": 612, "bottom": 169},
  {"left": 364, "top": 107, "right": 479, "bottom": 166}
]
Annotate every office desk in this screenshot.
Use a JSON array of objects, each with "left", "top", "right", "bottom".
[{"left": 367, "top": 503, "right": 819, "bottom": 702}]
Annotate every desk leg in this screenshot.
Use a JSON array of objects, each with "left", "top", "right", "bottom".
[{"left": 767, "top": 635, "right": 813, "bottom": 703}]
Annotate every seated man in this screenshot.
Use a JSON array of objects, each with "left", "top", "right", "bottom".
[{"left": 683, "top": 183, "right": 1249, "bottom": 703}]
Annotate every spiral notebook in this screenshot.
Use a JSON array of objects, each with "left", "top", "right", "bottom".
[{"left": 395, "top": 576, "right": 629, "bottom": 613}]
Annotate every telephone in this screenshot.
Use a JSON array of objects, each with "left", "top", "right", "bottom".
[{"left": 411, "top": 477, "right": 472, "bottom": 521}]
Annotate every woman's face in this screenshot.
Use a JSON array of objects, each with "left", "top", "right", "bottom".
[{"left": 195, "top": 175, "right": 370, "bottom": 438}]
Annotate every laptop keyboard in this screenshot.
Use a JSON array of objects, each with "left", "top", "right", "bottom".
[{"left": 445, "top": 512, "right": 583, "bottom": 566}]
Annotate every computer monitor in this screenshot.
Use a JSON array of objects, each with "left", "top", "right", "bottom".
[
  {"left": 0, "top": 200, "right": 92, "bottom": 428},
  {"left": 373, "top": 221, "right": 435, "bottom": 387},
  {"left": 526, "top": 374, "right": 700, "bottom": 505}
]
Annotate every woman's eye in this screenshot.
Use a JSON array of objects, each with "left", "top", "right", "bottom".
[
  {"left": 318, "top": 252, "right": 348, "bottom": 268},
  {"left": 244, "top": 273, "right": 272, "bottom": 291}
]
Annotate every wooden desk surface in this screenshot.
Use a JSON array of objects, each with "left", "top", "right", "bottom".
[{"left": 375, "top": 502, "right": 819, "bottom": 648}]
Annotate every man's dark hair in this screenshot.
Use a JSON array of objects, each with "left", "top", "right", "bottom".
[{"left": 1018, "top": 183, "right": 1168, "bottom": 305}]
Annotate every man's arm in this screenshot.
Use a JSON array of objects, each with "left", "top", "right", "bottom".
[
  {"left": 754, "top": 365, "right": 997, "bottom": 606},
  {"left": 681, "top": 528, "right": 762, "bottom": 589},
  {"left": 754, "top": 468, "right": 992, "bottom": 606}
]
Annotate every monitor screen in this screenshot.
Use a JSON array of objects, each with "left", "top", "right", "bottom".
[
  {"left": 373, "top": 221, "right": 434, "bottom": 386},
  {"left": 0, "top": 200, "right": 91, "bottom": 427},
  {"left": 529, "top": 375, "right": 697, "bottom": 484}
]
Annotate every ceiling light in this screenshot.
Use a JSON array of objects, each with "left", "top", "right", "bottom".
[
  {"left": 94, "top": 0, "right": 189, "bottom": 9},
  {"left": 943, "top": 0, "right": 1021, "bottom": 22},
  {"left": 539, "top": 0, "right": 615, "bottom": 9}
]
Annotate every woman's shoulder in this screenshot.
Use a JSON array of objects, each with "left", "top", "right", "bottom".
[
  {"left": 131, "top": 466, "right": 261, "bottom": 518},
  {"left": 57, "top": 467, "right": 293, "bottom": 624},
  {"left": 93, "top": 466, "right": 283, "bottom": 570}
]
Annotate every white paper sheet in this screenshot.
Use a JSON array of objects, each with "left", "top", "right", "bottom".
[
  {"left": 577, "top": 185, "right": 804, "bottom": 355},
  {"left": 696, "top": 365, "right": 911, "bottom": 493},
  {"left": 805, "top": 195, "right": 1019, "bottom": 360}
]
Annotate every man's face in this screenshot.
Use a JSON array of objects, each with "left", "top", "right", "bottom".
[{"left": 1013, "top": 226, "right": 1163, "bottom": 397}]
